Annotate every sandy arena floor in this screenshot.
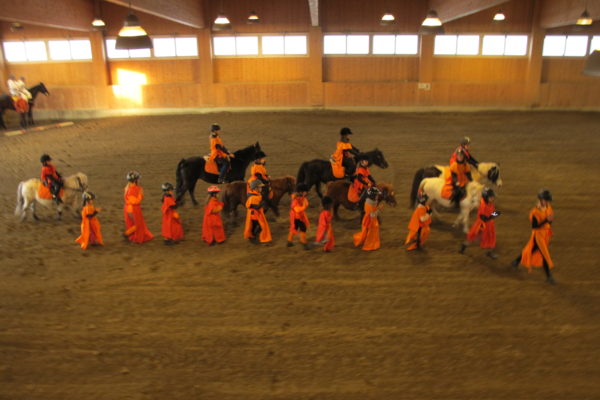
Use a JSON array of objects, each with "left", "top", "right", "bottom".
[{"left": 1, "top": 111, "right": 599, "bottom": 399}]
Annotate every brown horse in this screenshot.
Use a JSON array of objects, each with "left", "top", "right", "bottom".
[
  {"left": 325, "top": 181, "right": 397, "bottom": 219},
  {"left": 221, "top": 176, "right": 296, "bottom": 220}
]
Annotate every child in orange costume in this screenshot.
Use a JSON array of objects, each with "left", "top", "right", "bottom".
[
  {"left": 405, "top": 192, "right": 432, "bottom": 251},
  {"left": 161, "top": 182, "right": 183, "bottom": 245},
  {"left": 460, "top": 188, "right": 500, "bottom": 258},
  {"left": 353, "top": 187, "right": 382, "bottom": 251},
  {"left": 123, "top": 170, "right": 154, "bottom": 244},
  {"left": 288, "top": 183, "right": 310, "bottom": 249},
  {"left": 315, "top": 196, "right": 335, "bottom": 252},
  {"left": 202, "top": 185, "right": 226, "bottom": 245},
  {"left": 75, "top": 191, "right": 103, "bottom": 250},
  {"left": 512, "top": 189, "right": 555, "bottom": 284},
  {"left": 244, "top": 180, "right": 272, "bottom": 244}
]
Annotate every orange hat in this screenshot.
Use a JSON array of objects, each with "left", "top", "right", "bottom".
[{"left": 207, "top": 185, "right": 220, "bottom": 193}]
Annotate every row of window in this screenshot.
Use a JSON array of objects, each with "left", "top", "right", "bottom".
[{"left": 3, "top": 34, "right": 599, "bottom": 62}]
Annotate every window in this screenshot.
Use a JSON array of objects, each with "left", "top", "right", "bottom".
[
  {"left": 434, "top": 35, "right": 479, "bottom": 55},
  {"left": 482, "top": 35, "right": 527, "bottom": 56},
  {"left": 152, "top": 37, "right": 198, "bottom": 57},
  {"left": 324, "top": 35, "right": 369, "bottom": 55},
  {"left": 592, "top": 36, "right": 600, "bottom": 54},
  {"left": 372, "top": 35, "right": 418, "bottom": 55},
  {"left": 543, "top": 35, "right": 588, "bottom": 57},
  {"left": 261, "top": 35, "right": 307, "bottom": 55},
  {"left": 48, "top": 40, "right": 92, "bottom": 60},
  {"left": 106, "top": 39, "right": 151, "bottom": 59},
  {"left": 212, "top": 36, "right": 259, "bottom": 56},
  {"left": 2, "top": 41, "right": 47, "bottom": 62}
]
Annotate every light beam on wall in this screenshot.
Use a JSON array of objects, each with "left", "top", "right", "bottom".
[{"left": 112, "top": 69, "right": 147, "bottom": 104}]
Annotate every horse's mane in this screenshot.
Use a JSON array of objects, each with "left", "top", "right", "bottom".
[{"left": 233, "top": 144, "right": 257, "bottom": 158}]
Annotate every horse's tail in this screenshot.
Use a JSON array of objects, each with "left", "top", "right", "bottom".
[
  {"left": 297, "top": 162, "right": 308, "bottom": 185},
  {"left": 409, "top": 168, "right": 426, "bottom": 208},
  {"left": 175, "top": 159, "right": 187, "bottom": 204},
  {"left": 15, "top": 181, "right": 25, "bottom": 216}
]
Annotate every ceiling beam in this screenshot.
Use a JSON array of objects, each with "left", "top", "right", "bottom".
[
  {"left": 428, "top": 0, "right": 509, "bottom": 23},
  {"left": 0, "top": 0, "right": 94, "bottom": 31},
  {"left": 308, "top": 0, "right": 319, "bottom": 27},
  {"left": 104, "top": 0, "right": 204, "bottom": 29},
  {"left": 540, "top": 0, "right": 600, "bottom": 28}
]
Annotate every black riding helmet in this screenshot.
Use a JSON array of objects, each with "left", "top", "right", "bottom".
[
  {"left": 162, "top": 182, "right": 174, "bottom": 191},
  {"left": 40, "top": 154, "right": 51, "bottom": 163},
  {"left": 340, "top": 127, "right": 352, "bottom": 136},
  {"left": 417, "top": 192, "right": 429, "bottom": 204},
  {"left": 211, "top": 123, "right": 221, "bottom": 132},
  {"left": 538, "top": 189, "right": 552, "bottom": 202},
  {"left": 482, "top": 188, "right": 495, "bottom": 202},
  {"left": 367, "top": 186, "right": 381, "bottom": 200}
]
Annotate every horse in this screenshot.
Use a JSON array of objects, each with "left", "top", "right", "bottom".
[
  {"left": 296, "top": 149, "right": 389, "bottom": 198},
  {"left": 221, "top": 176, "right": 296, "bottom": 221},
  {"left": 0, "top": 82, "right": 50, "bottom": 129},
  {"left": 409, "top": 162, "right": 502, "bottom": 208},
  {"left": 417, "top": 177, "right": 484, "bottom": 233},
  {"left": 15, "top": 172, "right": 88, "bottom": 222},
  {"left": 175, "top": 142, "right": 262, "bottom": 206},
  {"left": 325, "top": 181, "right": 397, "bottom": 220}
]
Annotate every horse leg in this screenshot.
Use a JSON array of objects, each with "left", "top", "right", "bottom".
[
  {"left": 189, "top": 180, "right": 199, "bottom": 206},
  {"left": 315, "top": 181, "right": 324, "bottom": 199},
  {"left": 0, "top": 111, "right": 6, "bottom": 130},
  {"left": 333, "top": 202, "right": 341, "bottom": 220},
  {"left": 28, "top": 106, "right": 34, "bottom": 125},
  {"left": 31, "top": 201, "right": 39, "bottom": 221},
  {"left": 20, "top": 113, "right": 26, "bottom": 129}
]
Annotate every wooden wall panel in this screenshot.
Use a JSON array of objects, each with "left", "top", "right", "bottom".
[
  {"left": 540, "top": 83, "right": 600, "bottom": 107},
  {"left": 213, "top": 58, "right": 310, "bottom": 83},
  {"left": 430, "top": 82, "right": 527, "bottom": 105},
  {"left": 323, "top": 57, "right": 419, "bottom": 82},
  {"left": 6, "top": 62, "right": 96, "bottom": 86},
  {"left": 214, "top": 83, "right": 309, "bottom": 106},
  {"left": 432, "top": 57, "right": 528, "bottom": 82},
  {"left": 34, "top": 86, "right": 100, "bottom": 109},
  {"left": 542, "top": 59, "right": 599, "bottom": 83},
  {"left": 109, "top": 60, "right": 198, "bottom": 85},
  {"left": 324, "top": 83, "right": 418, "bottom": 106}
]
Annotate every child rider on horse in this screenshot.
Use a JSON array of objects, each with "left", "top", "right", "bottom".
[
  {"left": 209, "top": 124, "right": 235, "bottom": 184},
  {"left": 40, "top": 154, "right": 63, "bottom": 204}
]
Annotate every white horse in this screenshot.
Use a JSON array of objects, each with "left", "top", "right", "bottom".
[
  {"left": 15, "top": 172, "right": 88, "bottom": 221},
  {"left": 418, "top": 177, "right": 484, "bottom": 233}
]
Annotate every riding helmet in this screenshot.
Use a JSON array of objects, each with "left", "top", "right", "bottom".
[
  {"left": 126, "top": 170, "right": 140, "bottom": 182},
  {"left": 482, "top": 188, "right": 495, "bottom": 202},
  {"left": 255, "top": 151, "right": 267, "bottom": 160},
  {"left": 40, "top": 154, "right": 51, "bottom": 163},
  {"left": 340, "top": 127, "right": 352, "bottom": 136},
  {"left": 207, "top": 185, "right": 221, "bottom": 193},
  {"left": 249, "top": 179, "right": 263, "bottom": 190},
  {"left": 211, "top": 123, "right": 221, "bottom": 132},
  {"left": 537, "top": 189, "right": 552, "bottom": 202},
  {"left": 296, "top": 183, "right": 309, "bottom": 193},
  {"left": 367, "top": 186, "right": 381, "bottom": 199},
  {"left": 161, "top": 182, "right": 174, "bottom": 191},
  {"left": 417, "top": 192, "right": 429, "bottom": 204},
  {"left": 82, "top": 191, "right": 95, "bottom": 202},
  {"left": 460, "top": 136, "right": 471, "bottom": 146}
]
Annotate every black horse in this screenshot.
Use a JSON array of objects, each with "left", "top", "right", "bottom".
[
  {"left": 175, "top": 142, "right": 262, "bottom": 205},
  {"left": 0, "top": 82, "right": 50, "bottom": 129},
  {"left": 296, "top": 149, "right": 389, "bottom": 198}
]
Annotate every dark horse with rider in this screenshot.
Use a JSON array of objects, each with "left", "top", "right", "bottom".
[{"left": 0, "top": 82, "right": 50, "bottom": 129}]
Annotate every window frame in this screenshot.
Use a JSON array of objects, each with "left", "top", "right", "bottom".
[
  {"left": 542, "top": 34, "right": 592, "bottom": 58},
  {"left": 2, "top": 38, "right": 93, "bottom": 63},
  {"left": 324, "top": 33, "right": 420, "bottom": 57},
  {"left": 212, "top": 33, "right": 309, "bottom": 58}
]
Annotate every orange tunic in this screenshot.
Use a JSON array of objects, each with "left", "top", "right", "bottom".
[
  {"left": 405, "top": 204, "right": 431, "bottom": 251},
  {"left": 331, "top": 141, "right": 353, "bottom": 178},
  {"left": 41, "top": 164, "right": 60, "bottom": 184},
  {"left": 244, "top": 193, "right": 272, "bottom": 243},
  {"left": 316, "top": 209, "right": 335, "bottom": 251},
  {"left": 466, "top": 199, "right": 496, "bottom": 248},
  {"left": 289, "top": 194, "right": 310, "bottom": 234},
  {"left": 161, "top": 195, "right": 184, "bottom": 241},
  {"left": 247, "top": 163, "right": 272, "bottom": 197},
  {"left": 202, "top": 197, "right": 226, "bottom": 244},
  {"left": 209, "top": 136, "right": 227, "bottom": 161},
  {"left": 75, "top": 204, "right": 103, "bottom": 250},
  {"left": 348, "top": 166, "right": 372, "bottom": 203},
  {"left": 442, "top": 161, "right": 471, "bottom": 199},
  {"left": 353, "top": 200, "right": 381, "bottom": 251},
  {"left": 519, "top": 205, "right": 554, "bottom": 271},
  {"left": 123, "top": 183, "right": 154, "bottom": 244}
]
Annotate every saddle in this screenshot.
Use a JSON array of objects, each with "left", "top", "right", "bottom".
[
  {"left": 13, "top": 97, "right": 29, "bottom": 113},
  {"left": 204, "top": 155, "right": 231, "bottom": 175},
  {"left": 330, "top": 160, "right": 345, "bottom": 179},
  {"left": 37, "top": 184, "right": 64, "bottom": 200}
]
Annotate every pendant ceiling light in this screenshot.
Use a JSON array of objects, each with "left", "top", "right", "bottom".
[
  {"left": 92, "top": 18, "right": 106, "bottom": 27},
  {"left": 493, "top": 10, "right": 506, "bottom": 22},
  {"left": 420, "top": 9, "right": 444, "bottom": 34},
  {"left": 116, "top": 2, "right": 152, "bottom": 49},
  {"left": 91, "top": 0, "right": 106, "bottom": 28},
  {"left": 380, "top": 11, "right": 395, "bottom": 26},
  {"left": 576, "top": 9, "right": 593, "bottom": 25},
  {"left": 247, "top": 11, "right": 260, "bottom": 24},
  {"left": 213, "top": 0, "right": 232, "bottom": 30}
]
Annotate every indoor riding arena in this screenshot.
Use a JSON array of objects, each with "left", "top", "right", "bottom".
[{"left": 1, "top": 1, "right": 599, "bottom": 399}]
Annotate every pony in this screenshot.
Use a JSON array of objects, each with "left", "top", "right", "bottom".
[
  {"left": 325, "top": 181, "right": 397, "bottom": 220},
  {"left": 0, "top": 82, "right": 50, "bottom": 129},
  {"left": 15, "top": 172, "right": 88, "bottom": 221},
  {"left": 417, "top": 177, "right": 484, "bottom": 233},
  {"left": 221, "top": 176, "right": 296, "bottom": 221},
  {"left": 409, "top": 162, "right": 502, "bottom": 208},
  {"left": 175, "top": 142, "right": 261, "bottom": 205},
  {"left": 296, "top": 149, "right": 389, "bottom": 198}
]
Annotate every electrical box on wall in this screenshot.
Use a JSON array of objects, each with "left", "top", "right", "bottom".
[{"left": 418, "top": 83, "right": 431, "bottom": 90}]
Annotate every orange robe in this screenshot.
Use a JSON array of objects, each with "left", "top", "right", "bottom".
[
  {"left": 316, "top": 209, "right": 335, "bottom": 251},
  {"left": 209, "top": 135, "right": 227, "bottom": 161},
  {"left": 442, "top": 161, "right": 471, "bottom": 199},
  {"left": 124, "top": 183, "right": 154, "bottom": 244},
  {"left": 353, "top": 200, "right": 381, "bottom": 251},
  {"left": 289, "top": 194, "right": 310, "bottom": 234},
  {"left": 466, "top": 199, "right": 496, "bottom": 248},
  {"left": 405, "top": 204, "right": 431, "bottom": 251},
  {"left": 244, "top": 192, "right": 272, "bottom": 243},
  {"left": 519, "top": 205, "right": 554, "bottom": 271},
  {"left": 75, "top": 204, "right": 103, "bottom": 250},
  {"left": 348, "top": 166, "right": 373, "bottom": 203},
  {"left": 162, "top": 195, "right": 184, "bottom": 241},
  {"left": 202, "top": 197, "right": 226, "bottom": 244},
  {"left": 247, "top": 163, "right": 272, "bottom": 198},
  {"left": 331, "top": 141, "right": 353, "bottom": 178}
]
